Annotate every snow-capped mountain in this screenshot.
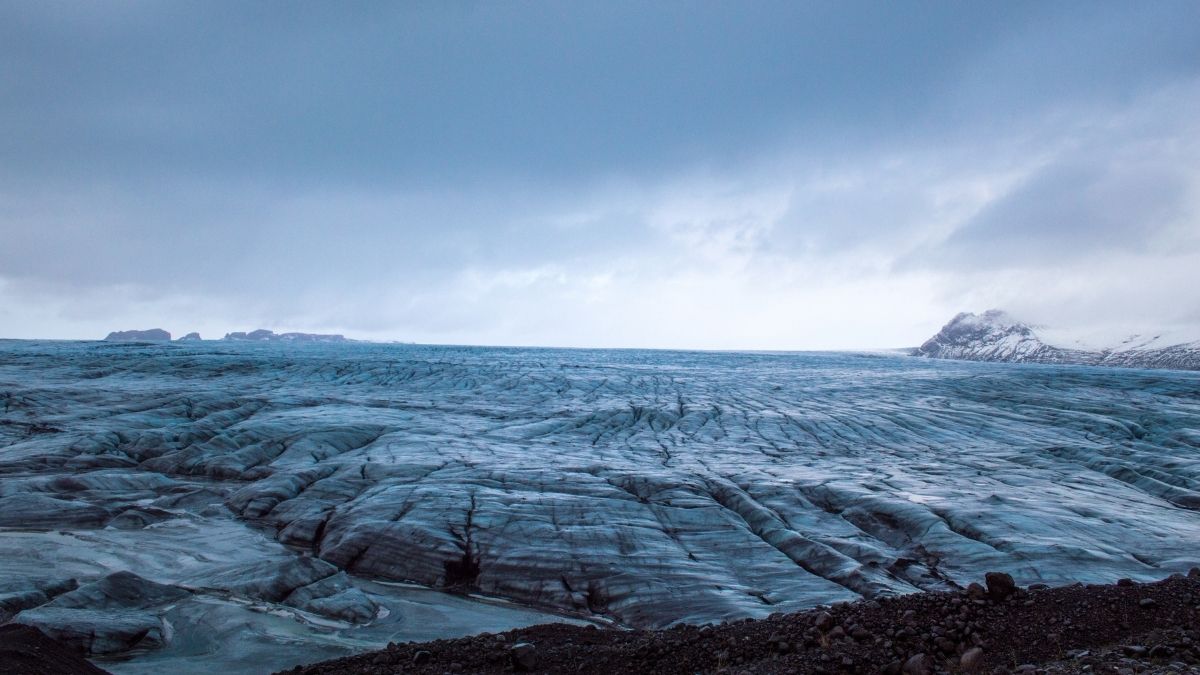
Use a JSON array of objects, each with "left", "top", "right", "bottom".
[{"left": 914, "top": 310, "right": 1200, "bottom": 371}]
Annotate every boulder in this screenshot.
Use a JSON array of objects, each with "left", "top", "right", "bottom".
[
  {"left": 985, "top": 572, "right": 1016, "bottom": 601},
  {"left": 961, "top": 646, "right": 984, "bottom": 671},
  {"left": 814, "top": 610, "right": 834, "bottom": 631},
  {"left": 902, "top": 652, "right": 930, "bottom": 675},
  {"left": 511, "top": 642, "right": 537, "bottom": 671}
]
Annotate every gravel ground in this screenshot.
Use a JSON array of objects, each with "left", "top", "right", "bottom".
[{"left": 279, "top": 571, "right": 1200, "bottom": 674}]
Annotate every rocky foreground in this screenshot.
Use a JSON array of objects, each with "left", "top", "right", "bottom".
[{"left": 281, "top": 572, "right": 1200, "bottom": 674}]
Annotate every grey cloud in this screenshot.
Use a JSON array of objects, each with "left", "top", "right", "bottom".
[
  {"left": 4, "top": 1, "right": 1196, "bottom": 187},
  {"left": 2, "top": 2, "right": 1200, "bottom": 345},
  {"left": 930, "top": 152, "right": 1195, "bottom": 270}
]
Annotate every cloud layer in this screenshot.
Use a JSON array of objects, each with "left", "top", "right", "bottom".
[{"left": 2, "top": 2, "right": 1198, "bottom": 348}]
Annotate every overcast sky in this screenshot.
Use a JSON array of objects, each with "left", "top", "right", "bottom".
[{"left": 2, "top": 1, "right": 1199, "bottom": 349}]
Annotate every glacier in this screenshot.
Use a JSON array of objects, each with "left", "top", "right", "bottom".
[{"left": 1, "top": 339, "right": 1198, "bottom": 672}]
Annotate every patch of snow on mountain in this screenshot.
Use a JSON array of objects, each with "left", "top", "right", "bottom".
[{"left": 916, "top": 310, "right": 1200, "bottom": 371}]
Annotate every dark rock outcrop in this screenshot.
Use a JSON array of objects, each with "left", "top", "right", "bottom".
[
  {"left": 222, "top": 329, "right": 347, "bottom": 343},
  {"left": 102, "top": 329, "right": 170, "bottom": 342},
  {"left": 176, "top": 332, "right": 202, "bottom": 341}
]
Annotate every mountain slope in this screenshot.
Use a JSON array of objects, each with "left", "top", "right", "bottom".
[
  {"left": 103, "top": 329, "right": 171, "bottom": 342},
  {"left": 914, "top": 310, "right": 1200, "bottom": 371}
]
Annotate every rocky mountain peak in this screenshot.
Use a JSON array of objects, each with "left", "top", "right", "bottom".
[
  {"left": 103, "top": 329, "right": 171, "bottom": 342},
  {"left": 914, "top": 310, "right": 1200, "bottom": 371}
]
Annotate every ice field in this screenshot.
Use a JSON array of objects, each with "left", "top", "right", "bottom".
[{"left": 1, "top": 340, "right": 1197, "bottom": 671}]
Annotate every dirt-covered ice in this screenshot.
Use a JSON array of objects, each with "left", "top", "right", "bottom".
[{"left": 1, "top": 340, "right": 1198, "bottom": 671}]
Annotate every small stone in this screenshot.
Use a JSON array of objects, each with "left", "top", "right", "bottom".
[
  {"left": 814, "top": 611, "right": 835, "bottom": 631},
  {"left": 510, "top": 642, "right": 537, "bottom": 671},
  {"left": 966, "top": 583, "right": 986, "bottom": 599},
  {"left": 902, "top": 652, "right": 930, "bottom": 675},
  {"left": 960, "top": 646, "right": 984, "bottom": 671},
  {"left": 1149, "top": 645, "right": 1174, "bottom": 658},
  {"left": 1123, "top": 645, "right": 1148, "bottom": 657},
  {"left": 1117, "top": 578, "right": 1136, "bottom": 587},
  {"left": 1139, "top": 598, "right": 1157, "bottom": 609},
  {"left": 984, "top": 572, "right": 1016, "bottom": 601},
  {"left": 767, "top": 633, "right": 790, "bottom": 653},
  {"left": 413, "top": 650, "right": 432, "bottom": 665}
]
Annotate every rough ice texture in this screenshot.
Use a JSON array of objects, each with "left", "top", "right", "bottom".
[
  {"left": 1, "top": 340, "right": 1199, "bottom": 668},
  {"left": 915, "top": 310, "right": 1200, "bottom": 371},
  {"left": 102, "top": 329, "right": 171, "bottom": 342}
]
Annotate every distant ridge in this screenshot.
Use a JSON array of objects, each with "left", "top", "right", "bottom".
[
  {"left": 914, "top": 310, "right": 1200, "bottom": 371},
  {"left": 103, "top": 329, "right": 171, "bottom": 342},
  {"left": 222, "top": 329, "right": 348, "bottom": 343}
]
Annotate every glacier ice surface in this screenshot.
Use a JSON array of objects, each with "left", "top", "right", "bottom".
[{"left": 1, "top": 340, "right": 1198, "bottom": 671}]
